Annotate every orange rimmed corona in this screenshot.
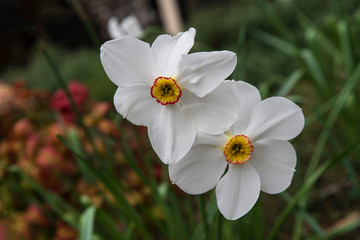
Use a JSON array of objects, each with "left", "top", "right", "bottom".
[
  {"left": 150, "top": 77, "right": 182, "bottom": 105},
  {"left": 223, "top": 134, "right": 254, "bottom": 164}
]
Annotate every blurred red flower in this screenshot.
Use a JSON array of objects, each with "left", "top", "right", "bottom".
[{"left": 51, "top": 81, "right": 89, "bottom": 123}]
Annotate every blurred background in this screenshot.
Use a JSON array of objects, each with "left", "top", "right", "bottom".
[{"left": 1, "top": 0, "right": 360, "bottom": 239}]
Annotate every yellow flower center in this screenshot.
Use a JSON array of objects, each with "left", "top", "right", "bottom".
[
  {"left": 150, "top": 77, "right": 182, "bottom": 105},
  {"left": 223, "top": 135, "right": 254, "bottom": 164}
]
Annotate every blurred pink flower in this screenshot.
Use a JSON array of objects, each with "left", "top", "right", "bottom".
[
  {"left": 12, "top": 119, "right": 34, "bottom": 140},
  {"left": 35, "top": 145, "right": 63, "bottom": 169},
  {"left": 92, "top": 102, "right": 111, "bottom": 118},
  {"left": 51, "top": 81, "right": 89, "bottom": 123},
  {"left": 25, "top": 133, "right": 40, "bottom": 157},
  {"left": 84, "top": 102, "right": 111, "bottom": 127},
  {"left": 24, "top": 204, "right": 49, "bottom": 227},
  {"left": 35, "top": 145, "right": 76, "bottom": 175}
]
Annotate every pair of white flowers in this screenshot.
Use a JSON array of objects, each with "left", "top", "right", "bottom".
[{"left": 100, "top": 28, "right": 304, "bottom": 220}]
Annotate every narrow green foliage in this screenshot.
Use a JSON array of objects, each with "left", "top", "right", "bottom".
[
  {"left": 79, "top": 206, "right": 96, "bottom": 240},
  {"left": 266, "top": 141, "right": 360, "bottom": 240},
  {"left": 255, "top": 0, "right": 296, "bottom": 44},
  {"left": 95, "top": 209, "right": 124, "bottom": 240},
  {"left": 57, "top": 134, "right": 152, "bottom": 240},
  {"left": 330, "top": 0, "right": 343, "bottom": 18},
  {"left": 276, "top": 69, "right": 304, "bottom": 96},
  {"left": 67, "top": 129, "right": 94, "bottom": 182},
  {"left": 198, "top": 196, "right": 209, "bottom": 240},
  {"left": 300, "top": 49, "right": 329, "bottom": 94},
  {"left": 12, "top": 168, "right": 79, "bottom": 228},
  {"left": 68, "top": 0, "right": 101, "bottom": 47},
  {"left": 307, "top": 63, "right": 360, "bottom": 180},
  {"left": 252, "top": 30, "right": 298, "bottom": 57},
  {"left": 234, "top": 27, "right": 247, "bottom": 80},
  {"left": 337, "top": 20, "right": 354, "bottom": 73},
  {"left": 282, "top": 193, "right": 325, "bottom": 237}
]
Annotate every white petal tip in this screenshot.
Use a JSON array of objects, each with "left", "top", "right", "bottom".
[{"left": 188, "top": 27, "right": 196, "bottom": 34}]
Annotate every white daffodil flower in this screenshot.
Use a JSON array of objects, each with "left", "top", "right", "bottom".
[
  {"left": 100, "top": 28, "right": 238, "bottom": 164},
  {"left": 169, "top": 80, "right": 305, "bottom": 220},
  {"left": 107, "top": 15, "right": 143, "bottom": 39}
]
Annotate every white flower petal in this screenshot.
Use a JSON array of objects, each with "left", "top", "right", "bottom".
[
  {"left": 100, "top": 36, "right": 159, "bottom": 87},
  {"left": 177, "top": 51, "right": 237, "bottom": 97},
  {"left": 181, "top": 81, "right": 239, "bottom": 134},
  {"left": 107, "top": 16, "right": 126, "bottom": 39},
  {"left": 120, "top": 14, "right": 143, "bottom": 38},
  {"left": 227, "top": 81, "right": 261, "bottom": 135},
  {"left": 194, "top": 132, "right": 228, "bottom": 146},
  {"left": 151, "top": 28, "right": 196, "bottom": 76},
  {"left": 148, "top": 104, "right": 196, "bottom": 164},
  {"left": 245, "top": 97, "right": 305, "bottom": 141},
  {"left": 250, "top": 139, "right": 296, "bottom": 194},
  {"left": 169, "top": 144, "right": 227, "bottom": 194},
  {"left": 216, "top": 164, "right": 260, "bottom": 220},
  {"left": 113, "top": 85, "right": 161, "bottom": 126}
]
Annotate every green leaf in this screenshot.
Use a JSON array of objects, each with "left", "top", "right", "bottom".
[
  {"left": 255, "top": 0, "right": 296, "bottom": 44},
  {"left": 234, "top": 27, "right": 247, "bottom": 80},
  {"left": 95, "top": 209, "right": 124, "bottom": 240},
  {"left": 79, "top": 206, "right": 96, "bottom": 240},
  {"left": 252, "top": 30, "right": 298, "bottom": 57},
  {"left": 277, "top": 69, "right": 304, "bottom": 96},
  {"left": 337, "top": 20, "right": 354, "bottom": 74},
  {"left": 66, "top": 129, "right": 94, "bottom": 182},
  {"left": 300, "top": 49, "right": 328, "bottom": 92},
  {"left": 293, "top": 63, "right": 360, "bottom": 238}
]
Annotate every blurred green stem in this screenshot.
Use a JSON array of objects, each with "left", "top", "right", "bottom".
[
  {"left": 41, "top": 45, "right": 82, "bottom": 125},
  {"left": 337, "top": 20, "right": 353, "bottom": 74},
  {"left": 255, "top": 0, "right": 296, "bottom": 44},
  {"left": 198, "top": 196, "right": 209, "bottom": 240},
  {"left": 41, "top": 43, "right": 100, "bottom": 161},
  {"left": 330, "top": 0, "right": 342, "bottom": 18},
  {"left": 67, "top": 0, "right": 101, "bottom": 47},
  {"left": 217, "top": 210, "right": 223, "bottom": 240},
  {"left": 234, "top": 27, "right": 247, "bottom": 80}
]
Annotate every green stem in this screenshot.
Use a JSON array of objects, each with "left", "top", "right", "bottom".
[
  {"left": 217, "top": 210, "right": 223, "bottom": 240},
  {"left": 254, "top": 198, "right": 264, "bottom": 240},
  {"left": 198, "top": 196, "right": 209, "bottom": 240},
  {"left": 330, "top": 0, "right": 342, "bottom": 18},
  {"left": 234, "top": 27, "right": 247, "bottom": 80},
  {"left": 41, "top": 46, "right": 82, "bottom": 124},
  {"left": 41, "top": 44, "right": 100, "bottom": 161},
  {"left": 255, "top": 0, "right": 296, "bottom": 44},
  {"left": 67, "top": 0, "right": 101, "bottom": 47}
]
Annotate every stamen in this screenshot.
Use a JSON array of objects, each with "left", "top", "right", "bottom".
[
  {"left": 151, "top": 77, "right": 182, "bottom": 105},
  {"left": 223, "top": 135, "right": 254, "bottom": 164}
]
